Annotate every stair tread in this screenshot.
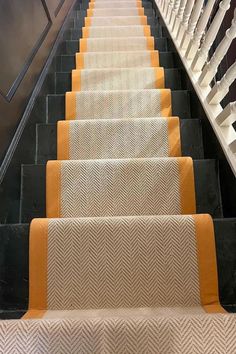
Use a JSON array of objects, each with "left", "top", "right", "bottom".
[
  {"left": 27, "top": 214, "right": 216, "bottom": 311},
  {"left": 46, "top": 157, "right": 196, "bottom": 218},
  {"left": 1, "top": 312, "right": 236, "bottom": 352},
  {"left": 66, "top": 89, "right": 172, "bottom": 120},
  {"left": 57, "top": 117, "right": 181, "bottom": 160}
]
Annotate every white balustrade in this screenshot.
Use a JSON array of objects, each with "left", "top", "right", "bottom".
[
  {"left": 207, "top": 61, "right": 236, "bottom": 104},
  {"left": 199, "top": 9, "right": 236, "bottom": 87},
  {"left": 172, "top": 0, "right": 188, "bottom": 34},
  {"left": 176, "top": 0, "right": 195, "bottom": 41},
  {"left": 155, "top": 0, "right": 236, "bottom": 175},
  {"left": 180, "top": 0, "right": 205, "bottom": 50},
  {"left": 185, "top": 0, "right": 216, "bottom": 60},
  {"left": 169, "top": 0, "right": 181, "bottom": 28},
  {"left": 166, "top": 0, "right": 174, "bottom": 21},
  {"left": 191, "top": 0, "right": 231, "bottom": 72},
  {"left": 215, "top": 102, "right": 236, "bottom": 126}
]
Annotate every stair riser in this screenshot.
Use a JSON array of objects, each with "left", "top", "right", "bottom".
[
  {"left": 55, "top": 69, "right": 183, "bottom": 94},
  {"left": 70, "top": 9, "right": 155, "bottom": 19},
  {"left": 80, "top": 1, "right": 153, "bottom": 9},
  {"left": 35, "top": 119, "right": 204, "bottom": 164},
  {"left": 63, "top": 25, "right": 163, "bottom": 40},
  {"left": 62, "top": 38, "right": 169, "bottom": 55},
  {"left": 69, "top": 16, "right": 158, "bottom": 29},
  {"left": 46, "top": 91, "right": 192, "bottom": 123},
  {"left": 56, "top": 52, "right": 177, "bottom": 72}
]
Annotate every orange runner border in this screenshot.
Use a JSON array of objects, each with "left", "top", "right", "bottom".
[
  {"left": 57, "top": 121, "right": 70, "bottom": 160},
  {"left": 161, "top": 89, "right": 172, "bottom": 116},
  {"left": 178, "top": 157, "right": 196, "bottom": 214},
  {"left": 46, "top": 161, "right": 61, "bottom": 218},
  {"left": 72, "top": 70, "right": 81, "bottom": 91},
  {"left": 22, "top": 219, "right": 48, "bottom": 319},
  {"left": 150, "top": 51, "right": 159, "bottom": 67},
  {"left": 193, "top": 214, "right": 225, "bottom": 313},
  {"left": 66, "top": 92, "right": 76, "bottom": 120},
  {"left": 76, "top": 53, "right": 84, "bottom": 69},
  {"left": 155, "top": 67, "right": 165, "bottom": 89},
  {"left": 167, "top": 117, "right": 181, "bottom": 157}
]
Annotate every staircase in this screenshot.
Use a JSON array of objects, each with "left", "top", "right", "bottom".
[{"left": 1, "top": 0, "right": 236, "bottom": 352}]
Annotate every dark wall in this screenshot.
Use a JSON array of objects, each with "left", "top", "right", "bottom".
[{"left": 0, "top": 0, "right": 73, "bottom": 165}]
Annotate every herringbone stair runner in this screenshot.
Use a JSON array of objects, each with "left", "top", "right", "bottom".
[
  {"left": 1, "top": 0, "right": 236, "bottom": 352},
  {"left": 76, "top": 50, "right": 160, "bottom": 68}
]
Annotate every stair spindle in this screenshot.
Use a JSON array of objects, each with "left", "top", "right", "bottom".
[
  {"left": 172, "top": 0, "right": 188, "bottom": 35},
  {"left": 207, "top": 61, "right": 236, "bottom": 104},
  {"left": 176, "top": 0, "right": 195, "bottom": 42},
  {"left": 191, "top": 0, "right": 231, "bottom": 72},
  {"left": 180, "top": 0, "right": 205, "bottom": 50},
  {"left": 185, "top": 0, "right": 217, "bottom": 60},
  {"left": 170, "top": 0, "right": 181, "bottom": 28},
  {"left": 199, "top": 9, "right": 236, "bottom": 87},
  {"left": 215, "top": 101, "right": 236, "bottom": 126}
]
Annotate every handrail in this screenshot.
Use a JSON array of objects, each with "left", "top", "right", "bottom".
[{"left": 156, "top": 0, "right": 236, "bottom": 176}]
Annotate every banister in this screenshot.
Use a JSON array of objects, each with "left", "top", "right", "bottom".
[
  {"left": 180, "top": 0, "right": 205, "bottom": 50},
  {"left": 215, "top": 102, "right": 236, "bottom": 126},
  {"left": 176, "top": 0, "right": 195, "bottom": 41},
  {"left": 172, "top": 0, "right": 188, "bottom": 33},
  {"left": 199, "top": 8, "right": 236, "bottom": 87},
  {"left": 155, "top": 0, "right": 236, "bottom": 177},
  {"left": 170, "top": 0, "right": 181, "bottom": 27},
  {"left": 191, "top": 0, "right": 231, "bottom": 72},
  {"left": 207, "top": 61, "right": 236, "bottom": 104},
  {"left": 185, "top": 0, "right": 217, "bottom": 60}
]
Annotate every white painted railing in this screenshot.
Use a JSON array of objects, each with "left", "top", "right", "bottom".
[{"left": 155, "top": 0, "right": 236, "bottom": 176}]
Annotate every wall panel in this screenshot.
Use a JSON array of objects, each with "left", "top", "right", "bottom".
[{"left": 0, "top": 0, "right": 74, "bottom": 165}]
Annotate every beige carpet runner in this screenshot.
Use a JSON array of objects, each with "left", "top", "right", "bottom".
[
  {"left": 57, "top": 117, "right": 181, "bottom": 159},
  {"left": 72, "top": 67, "right": 165, "bottom": 90},
  {"left": 85, "top": 15, "right": 148, "bottom": 26},
  {"left": 76, "top": 50, "right": 160, "bottom": 68},
  {"left": 1, "top": 0, "right": 236, "bottom": 352}
]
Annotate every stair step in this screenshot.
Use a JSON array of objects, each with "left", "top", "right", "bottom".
[
  {"left": 62, "top": 37, "right": 169, "bottom": 54},
  {"left": 55, "top": 68, "right": 183, "bottom": 93},
  {"left": 25, "top": 214, "right": 221, "bottom": 310},
  {"left": 69, "top": 15, "right": 158, "bottom": 28},
  {"left": 81, "top": 1, "right": 153, "bottom": 9},
  {"left": 82, "top": 25, "right": 159, "bottom": 38},
  {"left": 1, "top": 313, "right": 236, "bottom": 350},
  {"left": 88, "top": 8, "right": 154, "bottom": 17},
  {"left": 1, "top": 217, "right": 235, "bottom": 315},
  {"left": 63, "top": 24, "right": 162, "bottom": 40},
  {"left": 36, "top": 119, "right": 204, "bottom": 163},
  {"left": 70, "top": 9, "right": 154, "bottom": 19},
  {"left": 56, "top": 52, "right": 177, "bottom": 72},
  {"left": 20, "top": 159, "right": 222, "bottom": 223},
  {"left": 46, "top": 90, "right": 191, "bottom": 123},
  {"left": 79, "top": 37, "right": 160, "bottom": 52},
  {"left": 88, "top": 1, "right": 153, "bottom": 9}
]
